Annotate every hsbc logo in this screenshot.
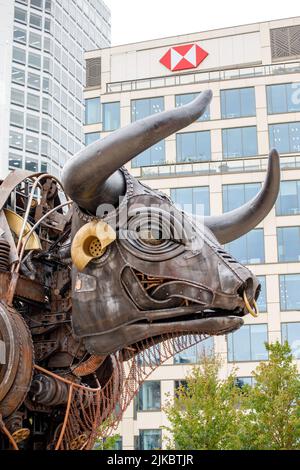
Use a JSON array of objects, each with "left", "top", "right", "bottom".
[{"left": 159, "top": 43, "right": 208, "bottom": 72}]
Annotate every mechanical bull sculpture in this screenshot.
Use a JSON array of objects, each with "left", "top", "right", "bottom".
[{"left": 0, "top": 90, "right": 280, "bottom": 450}]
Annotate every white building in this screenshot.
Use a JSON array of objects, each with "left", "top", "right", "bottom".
[
  {"left": 84, "top": 16, "right": 300, "bottom": 450},
  {"left": 0, "top": 0, "right": 111, "bottom": 180}
]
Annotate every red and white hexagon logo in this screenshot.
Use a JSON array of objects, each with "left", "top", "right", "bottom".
[{"left": 159, "top": 44, "right": 208, "bottom": 72}]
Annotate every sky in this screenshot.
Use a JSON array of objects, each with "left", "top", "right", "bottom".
[{"left": 103, "top": 0, "right": 300, "bottom": 46}]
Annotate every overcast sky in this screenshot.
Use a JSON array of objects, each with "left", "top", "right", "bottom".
[{"left": 103, "top": 0, "right": 299, "bottom": 46}]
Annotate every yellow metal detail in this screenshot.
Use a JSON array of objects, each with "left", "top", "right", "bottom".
[
  {"left": 71, "top": 221, "right": 116, "bottom": 272},
  {"left": 11, "top": 428, "right": 30, "bottom": 444},
  {"left": 243, "top": 291, "right": 259, "bottom": 318},
  {"left": 4, "top": 209, "right": 41, "bottom": 251}
]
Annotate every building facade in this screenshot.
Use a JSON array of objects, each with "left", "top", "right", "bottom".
[
  {"left": 84, "top": 17, "right": 300, "bottom": 450},
  {"left": 0, "top": 0, "right": 110, "bottom": 180}
]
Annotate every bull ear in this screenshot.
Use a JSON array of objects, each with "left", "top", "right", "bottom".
[
  {"left": 62, "top": 90, "right": 213, "bottom": 213},
  {"left": 204, "top": 149, "right": 280, "bottom": 244}
]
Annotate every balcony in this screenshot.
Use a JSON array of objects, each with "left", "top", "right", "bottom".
[
  {"left": 106, "top": 62, "right": 300, "bottom": 94},
  {"left": 132, "top": 154, "right": 300, "bottom": 180}
]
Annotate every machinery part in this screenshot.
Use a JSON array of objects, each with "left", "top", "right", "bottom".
[
  {"left": 0, "top": 303, "right": 34, "bottom": 418},
  {"left": 11, "top": 428, "right": 30, "bottom": 444},
  {"left": 0, "top": 238, "right": 10, "bottom": 272},
  {"left": 70, "top": 434, "right": 87, "bottom": 450},
  {"left": 4, "top": 208, "right": 41, "bottom": 251},
  {"left": 72, "top": 355, "right": 105, "bottom": 377},
  {"left": 29, "top": 374, "right": 69, "bottom": 406},
  {"left": 71, "top": 220, "right": 116, "bottom": 271}
]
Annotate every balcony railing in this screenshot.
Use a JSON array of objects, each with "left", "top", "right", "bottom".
[
  {"left": 132, "top": 154, "right": 300, "bottom": 179},
  {"left": 106, "top": 62, "right": 300, "bottom": 94}
]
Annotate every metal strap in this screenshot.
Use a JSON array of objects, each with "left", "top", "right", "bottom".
[{"left": 0, "top": 170, "right": 41, "bottom": 212}]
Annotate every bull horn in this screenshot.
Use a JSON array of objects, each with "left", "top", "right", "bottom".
[
  {"left": 62, "top": 90, "right": 213, "bottom": 213},
  {"left": 204, "top": 149, "right": 280, "bottom": 244}
]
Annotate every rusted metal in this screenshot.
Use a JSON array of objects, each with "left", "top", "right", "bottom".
[{"left": 0, "top": 272, "right": 45, "bottom": 304}]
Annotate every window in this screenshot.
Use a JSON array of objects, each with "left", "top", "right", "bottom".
[
  {"left": 256, "top": 276, "right": 267, "bottom": 313},
  {"left": 30, "top": 0, "right": 42, "bottom": 10},
  {"left": 281, "top": 323, "right": 300, "bottom": 359},
  {"left": 222, "top": 127, "right": 258, "bottom": 158},
  {"left": 171, "top": 186, "right": 210, "bottom": 216},
  {"left": 224, "top": 229, "right": 265, "bottom": 264},
  {"left": 227, "top": 324, "right": 268, "bottom": 362},
  {"left": 85, "top": 133, "right": 100, "bottom": 146},
  {"left": 221, "top": 87, "right": 256, "bottom": 119},
  {"left": 131, "top": 97, "right": 164, "bottom": 122},
  {"left": 28, "top": 72, "right": 40, "bottom": 90},
  {"left": 137, "top": 381, "right": 161, "bottom": 411},
  {"left": 132, "top": 141, "right": 165, "bottom": 168},
  {"left": 137, "top": 344, "right": 160, "bottom": 367},
  {"left": 29, "top": 31, "right": 41, "bottom": 50},
  {"left": 15, "top": 7, "right": 27, "bottom": 24},
  {"left": 26, "top": 114, "right": 39, "bottom": 132},
  {"left": 222, "top": 183, "right": 261, "bottom": 213},
  {"left": 175, "top": 93, "right": 210, "bottom": 121},
  {"left": 267, "top": 83, "right": 300, "bottom": 114},
  {"left": 14, "top": 27, "right": 26, "bottom": 44},
  {"left": 102, "top": 102, "right": 120, "bottom": 131},
  {"left": 30, "top": 13, "right": 42, "bottom": 29},
  {"left": 27, "top": 93, "right": 40, "bottom": 111},
  {"left": 10, "top": 109, "right": 24, "bottom": 128},
  {"left": 235, "top": 377, "right": 255, "bottom": 388},
  {"left": 85, "top": 98, "right": 101, "bottom": 124},
  {"left": 13, "top": 47, "right": 26, "bottom": 65},
  {"left": 176, "top": 131, "right": 211, "bottom": 163},
  {"left": 43, "top": 77, "right": 51, "bottom": 93},
  {"left": 28, "top": 52, "right": 41, "bottom": 69},
  {"left": 277, "top": 227, "right": 300, "bottom": 262},
  {"left": 269, "top": 122, "right": 300, "bottom": 154},
  {"left": 12, "top": 67, "right": 25, "bottom": 85},
  {"left": 11, "top": 88, "right": 24, "bottom": 107},
  {"left": 276, "top": 180, "right": 300, "bottom": 216},
  {"left": 44, "top": 17, "right": 51, "bottom": 33},
  {"left": 26, "top": 135, "right": 39, "bottom": 154},
  {"left": 138, "top": 430, "right": 162, "bottom": 450},
  {"left": 41, "top": 140, "right": 51, "bottom": 157},
  {"left": 174, "top": 337, "right": 214, "bottom": 364},
  {"left": 280, "top": 274, "right": 300, "bottom": 311},
  {"left": 25, "top": 157, "right": 38, "bottom": 172},
  {"left": 9, "top": 153, "right": 22, "bottom": 170},
  {"left": 9, "top": 130, "right": 23, "bottom": 150}
]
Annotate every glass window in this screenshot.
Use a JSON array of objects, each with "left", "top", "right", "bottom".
[
  {"left": 42, "top": 97, "right": 51, "bottom": 114},
  {"left": 13, "top": 27, "right": 26, "bottom": 44},
  {"left": 11, "top": 88, "right": 24, "bottom": 107},
  {"left": 103, "top": 102, "right": 120, "bottom": 131},
  {"left": 176, "top": 131, "right": 211, "bottom": 163},
  {"left": 30, "top": 13, "right": 42, "bottom": 29},
  {"left": 221, "top": 87, "right": 256, "bottom": 119},
  {"left": 29, "top": 31, "right": 41, "bottom": 49},
  {"left": 267, "top": 83, "right": 300, "bottom": 114},
  {"left": 227, "top": 324, "right": 268, "bottom": 362},
  {"left": 9, "top": 153, "right": 22, "bottom": 170},
  {"left": 44, "top": 17, "right": 51, "bottom": 33},
  {"left": 223, "top": 183, "right": 261, "bottom": 212},
  {"left": 276, "top": 180, "right": 300, "bottom": 216},
  {"left": 137, "top": 381, "right": 161, "bottom": 411},
  {"left": 222, "top": 127, "right": 258, "bottom": 158},
  {"left": 132, "top": 141, "right": 165, "bottom": 168},
  {"left": 175, "top": 93, "right": 210, "bottom": 121},
  {"left": 41, "top": 140, "right": 50, "bottom": 157},
  {"left": 25, "top": 157, "right": 38, "bottom": 172},
  {"left": 9, "top": 130, "right": 23, "bottom": 150},
  {"left": 269, "top": 122, "right": 300, "bottom": 154},
  {"left": 26, "top": 135, "right": 39, "bottom": 154},
  {"left": 10, "top": 109, "right": 24, "bottom": 128},
  {"left": 85, "top": 132, "right": 100, "bottom": 146},
  {"left": 14, "top": 7, "right": 27, "bottom": 24},
  {"left": 28, "top": 72, "right": 40, "bottom": 90},
  {"left": 85, "top": 98, "right": 101, "bottom": 124},
  {"left": 257, "top": 276, "right": 267, "bottom": 313},
  {"left": 27, "top": 93, "right": 40, "bottom": 111},
  {"left": 45, "top": 0, "right": 51, "bottom": 12},
  {"left": 28, "top": 52, "right": 41, "bottom": 69},
  {"left": 138, "top": 430, "right": 162, "bottom": 450},
  {"left": 13, "top": 47, "right": 26, "bottom": 65},
  {"left": 277, "top": 227, "right": 300, "bottom": 262},
  {"left": 280, "top": 274, "right": 300, "bottom": 311},
  {"left": 171, "top": 186, "right": 210, "bottom": 216},
  {"left": 137, "top": 344, "right": 160, "bottom": 367},
  {"left": 30, "top": 0, "right": 42, "bottom": 10},
  {"left": 26, "top": 114, "right": 39, "bottom": 132},
  {"left": 224, "top": 229, "right": 265, "bottom": 265},
  {"left": 12, "top": 67, "right": 25, "bottom": 85},
  {"left": 43, "top": 77, "right": 51, "bottom": 93},
  {"left": 281, "top": 323, "right": 300, "bottom": 359},
  {"left": 131, "top": 97, "right": 164, "bottom": 122},
  {"left": 235, "top": 377, "right": 255, "bottom": 388},
  {"left": 174, "top": 337, "right": 214, "bottom": 364}
]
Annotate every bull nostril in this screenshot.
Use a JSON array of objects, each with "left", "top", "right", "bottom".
[{"left": 238, "top": 277, "right": 254, "bottom": 299}]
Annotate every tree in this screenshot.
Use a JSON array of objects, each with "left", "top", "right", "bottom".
[
  {"left": 163, "top": 354, "right": 243, "bottom": 450},
  {"left": 240, "top": 341, "right": 300, "bottom": 450}
]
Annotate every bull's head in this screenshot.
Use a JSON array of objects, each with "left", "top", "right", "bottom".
[{"left": 62, "top": 91, "right": 280, "bottom": 356}]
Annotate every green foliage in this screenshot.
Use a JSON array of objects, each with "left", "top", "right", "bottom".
[
  {"left": 94, "top": 434, "right": 121, "bottom": 450},
  {"left": 164, "top": 342, "right": 300, "bottom": 450}
]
